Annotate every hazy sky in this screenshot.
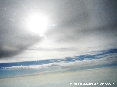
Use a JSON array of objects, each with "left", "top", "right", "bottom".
[{"left": 0, "top": 0, "right": 117, "bottom": 63}]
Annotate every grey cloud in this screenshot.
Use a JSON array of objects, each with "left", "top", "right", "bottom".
[
  {"left": 0, "top": 0, "right": 117, "bottom": 61},
  {"left": 0, "top": 31, "right": 41, "bottom": 58},
  {"left": 46, "top": 0, "right": 117, "bottom": 45},
  {"left": 0, "top": 1, "right": 46, "bottom": 58}
]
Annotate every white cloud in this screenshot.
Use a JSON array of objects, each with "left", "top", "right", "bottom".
[{"left": 3, "top": 52, "right": 117, "bottom": 71}]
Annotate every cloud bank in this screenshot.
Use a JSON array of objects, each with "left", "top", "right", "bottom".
[
  {"left": 0, "top": 0, "right": 117, "bottom": 62},
  {"left": 1, "top": 49, "right": 117, "bottom": 73}
]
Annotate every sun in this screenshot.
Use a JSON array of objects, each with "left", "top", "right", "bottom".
[{"left": 26, "top": 13, "right": 49, "bottom": 36}]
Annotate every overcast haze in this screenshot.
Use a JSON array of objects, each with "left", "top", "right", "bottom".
[
  {"left": 0, "top": 1, "right": 117, "bottom": 87},
  {"left": 0, "top": 0, "right": 117, "bottom": 63}
]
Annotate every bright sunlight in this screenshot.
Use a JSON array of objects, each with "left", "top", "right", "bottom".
[{"left": 26, "top": 13, "right": 49, "bottom": 35}]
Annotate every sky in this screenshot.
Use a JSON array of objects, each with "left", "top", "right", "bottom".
[
  {"left": 0, "top": 48, "right": 117, "bottom": 86},
  {"left": 1, "top": 49, "right": 117, "bottom": 70},
  {"left": 0, "top": 0, "right": 117, "bottom": 63},
  {"left": 0, "top": 0, "right": 117, "bottom": 87}
]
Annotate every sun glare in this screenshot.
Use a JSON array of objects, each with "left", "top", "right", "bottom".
[{"left": 26, "top": 13, "right": 49, "bottom": 35}]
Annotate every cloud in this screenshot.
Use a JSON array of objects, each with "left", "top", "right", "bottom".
[
  {"left": 0, "top": 0, "right": 47, "bottom": 59},
  {"left": 2, "top": 49, "right": 117, "bottom": 72},
  {"left": 1, "top": 66, "right": 117, "bottom": 87},
  {"left": 0, "top": 0, "right": 117, "bottom": 62},
  {"left": 0, "top": 32, "right": 42, "bottom": 58}
]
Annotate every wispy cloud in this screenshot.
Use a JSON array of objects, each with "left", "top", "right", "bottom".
[{"left": 2, "top": 49, "right": 117, "bottom": 72}]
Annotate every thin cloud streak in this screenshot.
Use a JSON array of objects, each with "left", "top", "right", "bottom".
[{"left": 1, "top": 49, "right": 117, "bottom": 71}]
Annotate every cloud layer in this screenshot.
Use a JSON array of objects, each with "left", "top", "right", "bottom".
[
  {"left": 0, "top": 0, "right": 117, "bottom": 62},
  {"left": 1, "top": 49, "right": 117, "bottom": 73}
]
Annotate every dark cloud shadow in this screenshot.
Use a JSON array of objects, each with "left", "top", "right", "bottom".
[{"left": 0, "top": 34, "right": 42, "bottom": 58}]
